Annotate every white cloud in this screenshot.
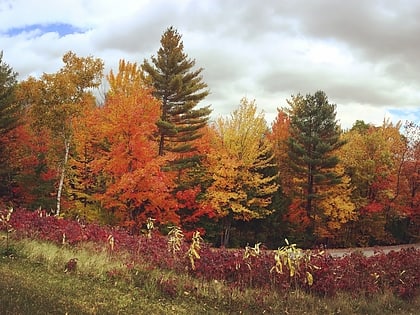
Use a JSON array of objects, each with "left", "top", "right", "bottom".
[{"left": 1, "top": 0, "right": 419, "bottom": 129}]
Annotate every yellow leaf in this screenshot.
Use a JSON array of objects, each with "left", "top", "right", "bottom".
[{"left": 306, "top": 272, "right": 313, "bottom": 286}]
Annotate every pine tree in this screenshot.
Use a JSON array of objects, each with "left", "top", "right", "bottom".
[
  {"left": 142, "top": 27, "right": 211, "bottom": 171},
  {"left": 0, "top": 51, "right": 19, "bottom": 201},
  {"left": 0, "top": 51, "right": 18, "bottom": 136},
  {"left": 287, "top": 90, "right": 344, "bottom": 235}
]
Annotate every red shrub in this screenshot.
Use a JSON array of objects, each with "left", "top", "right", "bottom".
[{"left": 2, "top": 208, "right": 419, "bottom": 299}]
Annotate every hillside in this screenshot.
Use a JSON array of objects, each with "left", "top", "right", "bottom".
[{"left": 1, "top": 208, "right": 420, "bottom": 314}]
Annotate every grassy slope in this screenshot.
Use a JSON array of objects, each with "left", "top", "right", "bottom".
[
  {"left": 0, "top": 256, "right": 225, "bottom": 315},
  {"left": 1, "top": 237, "right": 419, "bottom": 315}
]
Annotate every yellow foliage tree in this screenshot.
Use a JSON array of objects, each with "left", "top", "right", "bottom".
[
  {"left": 316, "top": 164, "right": 357, "bottom": 242},
  {"left": 338, "top": 119, "right": 413, "bottom": 245},
  {"left": 107, "top": 59, "right": 145, "bottom": 96},
  {"left": 206, "top": 98, "right": 278, "bottom": 246},
  {"left": 20, "top": 51, "right": 104, "bottom": 215}
]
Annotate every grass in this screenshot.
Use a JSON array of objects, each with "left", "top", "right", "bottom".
[{"left": 1, "top": 235, "right": 419, "bottom": 315}]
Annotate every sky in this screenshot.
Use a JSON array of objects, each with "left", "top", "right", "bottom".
[{"left": 1, "top": 0, "right": 419, "bottom": 129}]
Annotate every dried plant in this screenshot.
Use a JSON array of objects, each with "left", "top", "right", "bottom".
[
  {"left": 167, "top": 225, "right": 184, "bottom": 255},
  {"left": 0, "top": 207, "right": 14, "bottom": 254},
  {"left": 186, "top": 231, "right": 203, "bottom": 270}
]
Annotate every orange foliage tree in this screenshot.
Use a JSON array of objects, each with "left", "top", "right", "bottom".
[
  {"left": 267, "top": 108, "right": 293, "bottom": 194},
  {"left": 79, "top": 60, "right": 179, "bottom": 231}
]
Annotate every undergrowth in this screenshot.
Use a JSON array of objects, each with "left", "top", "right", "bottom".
[{"left": 1, "top": 235, "right": 419, "bottom": 315}]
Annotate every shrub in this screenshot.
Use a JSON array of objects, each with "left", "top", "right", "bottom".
[{"left": 2, "top": 208, "right": 419, "bottom": 300}]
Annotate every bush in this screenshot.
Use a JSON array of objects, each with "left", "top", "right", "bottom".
[{"left": 2, "top": 208, "right": 419, "bottom": 300}]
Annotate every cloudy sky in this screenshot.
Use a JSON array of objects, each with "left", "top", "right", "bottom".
[{"left": 1, "top": 0, "right": 419, "bottom": 129}]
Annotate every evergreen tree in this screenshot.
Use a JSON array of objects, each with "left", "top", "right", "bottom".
[
  {"left": 142, "top": 27, "right": 211, "bottom": 172},
  {"left": 0, "top": 51, "right": 19, "bottom": 201},
  {"left": 0, "top": 51, "right": 18, "bottom": 137},
  {"left": 286, "top": 90, "right": 344, "bottom": 236}
]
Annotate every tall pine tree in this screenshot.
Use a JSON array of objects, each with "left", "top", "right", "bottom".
[
  {"left": 286, "top": 91, "right": 344, "bottom": 239},
  {"left": 0, "top": 51, "right": 19, "bottom": 202},
  {"left": 142, "top": 27, "right": 211, "bottom": 173},
  {"left": 0, "top": 51, "right": 18, "bottom": 137}
]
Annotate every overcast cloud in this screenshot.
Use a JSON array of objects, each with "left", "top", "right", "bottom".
[{"left": 1, "top": 0, "right": 419, "bottom": 129}]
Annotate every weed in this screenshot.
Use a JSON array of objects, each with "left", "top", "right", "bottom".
[
  {"left": 1, "top": 234, "right": 419, "bottom": 314},
  {"left": 167, "top": 225, "right": 184, "bottom": 254},
  {"left": 2, "top": 207, "right": 420, "bottom": 310},
  {"left": 186, "top": 231, "right": 203, "bottom": 270},
  {"left": 0, "top": 207, "right": 14, "bottom": 255}
]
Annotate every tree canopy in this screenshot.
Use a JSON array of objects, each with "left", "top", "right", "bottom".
[
  {"left": 207, "top": 98, "right": 278, "bottom": 246},
  {"left": 0, "top": 32, "right": 418, "bottom": 248}
]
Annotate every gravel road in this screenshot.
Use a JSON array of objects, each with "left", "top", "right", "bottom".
[{"left": 323, "top": 243, "right": 420, "bottom": 257}]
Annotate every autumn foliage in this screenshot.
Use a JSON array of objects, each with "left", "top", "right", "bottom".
[{"left": 0, "top": 40, "right": 418, "bottom": 248}]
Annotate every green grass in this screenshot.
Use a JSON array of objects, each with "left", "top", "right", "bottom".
[{"left": 1, "top": 235, "right": 419, "bottom": 315}]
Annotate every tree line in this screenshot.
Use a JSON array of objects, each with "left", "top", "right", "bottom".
[{"left": 0, "top": 27, "right": 418, "bottom": 248}]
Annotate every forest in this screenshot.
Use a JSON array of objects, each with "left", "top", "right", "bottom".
[{"left": 0, "top": 27, "right": 419, "bottom": 249}]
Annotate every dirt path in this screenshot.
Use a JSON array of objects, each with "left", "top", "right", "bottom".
[{"left": 323, "top": 243, "right": 420, "bottom": 257}]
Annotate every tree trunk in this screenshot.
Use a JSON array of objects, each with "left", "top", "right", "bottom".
[
  {"left": 158, "top": 97, "right": 168, "bottom": 156},
  {"left": 307, "top": 164, "right": 315, "bottom": 232},
  {"left": 220, "top": 217, "right": 232, "bottom": 247},
  {"left": 56, "top": 137, "right": 70, "bottom": 216},
  {"left": 158, "top": 133, "right": 165, "bottom": 156}
]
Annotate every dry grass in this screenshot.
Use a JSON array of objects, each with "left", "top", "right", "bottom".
[{"left": 1, "top": 235, "right": 419, "bottom": 314}]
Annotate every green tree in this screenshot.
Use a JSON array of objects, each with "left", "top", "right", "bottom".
[
  {"left": 286, "top": 91, "right": 344, "bottom": 240},
  {"left": 0, "top": 51, "right": 19, "bottom": 202},
  {"left": 142, "top": 26, "right": 211, "bottom": 173},
  {"left": 0, "top": 51, "right": 18, "bottom": 136}
]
